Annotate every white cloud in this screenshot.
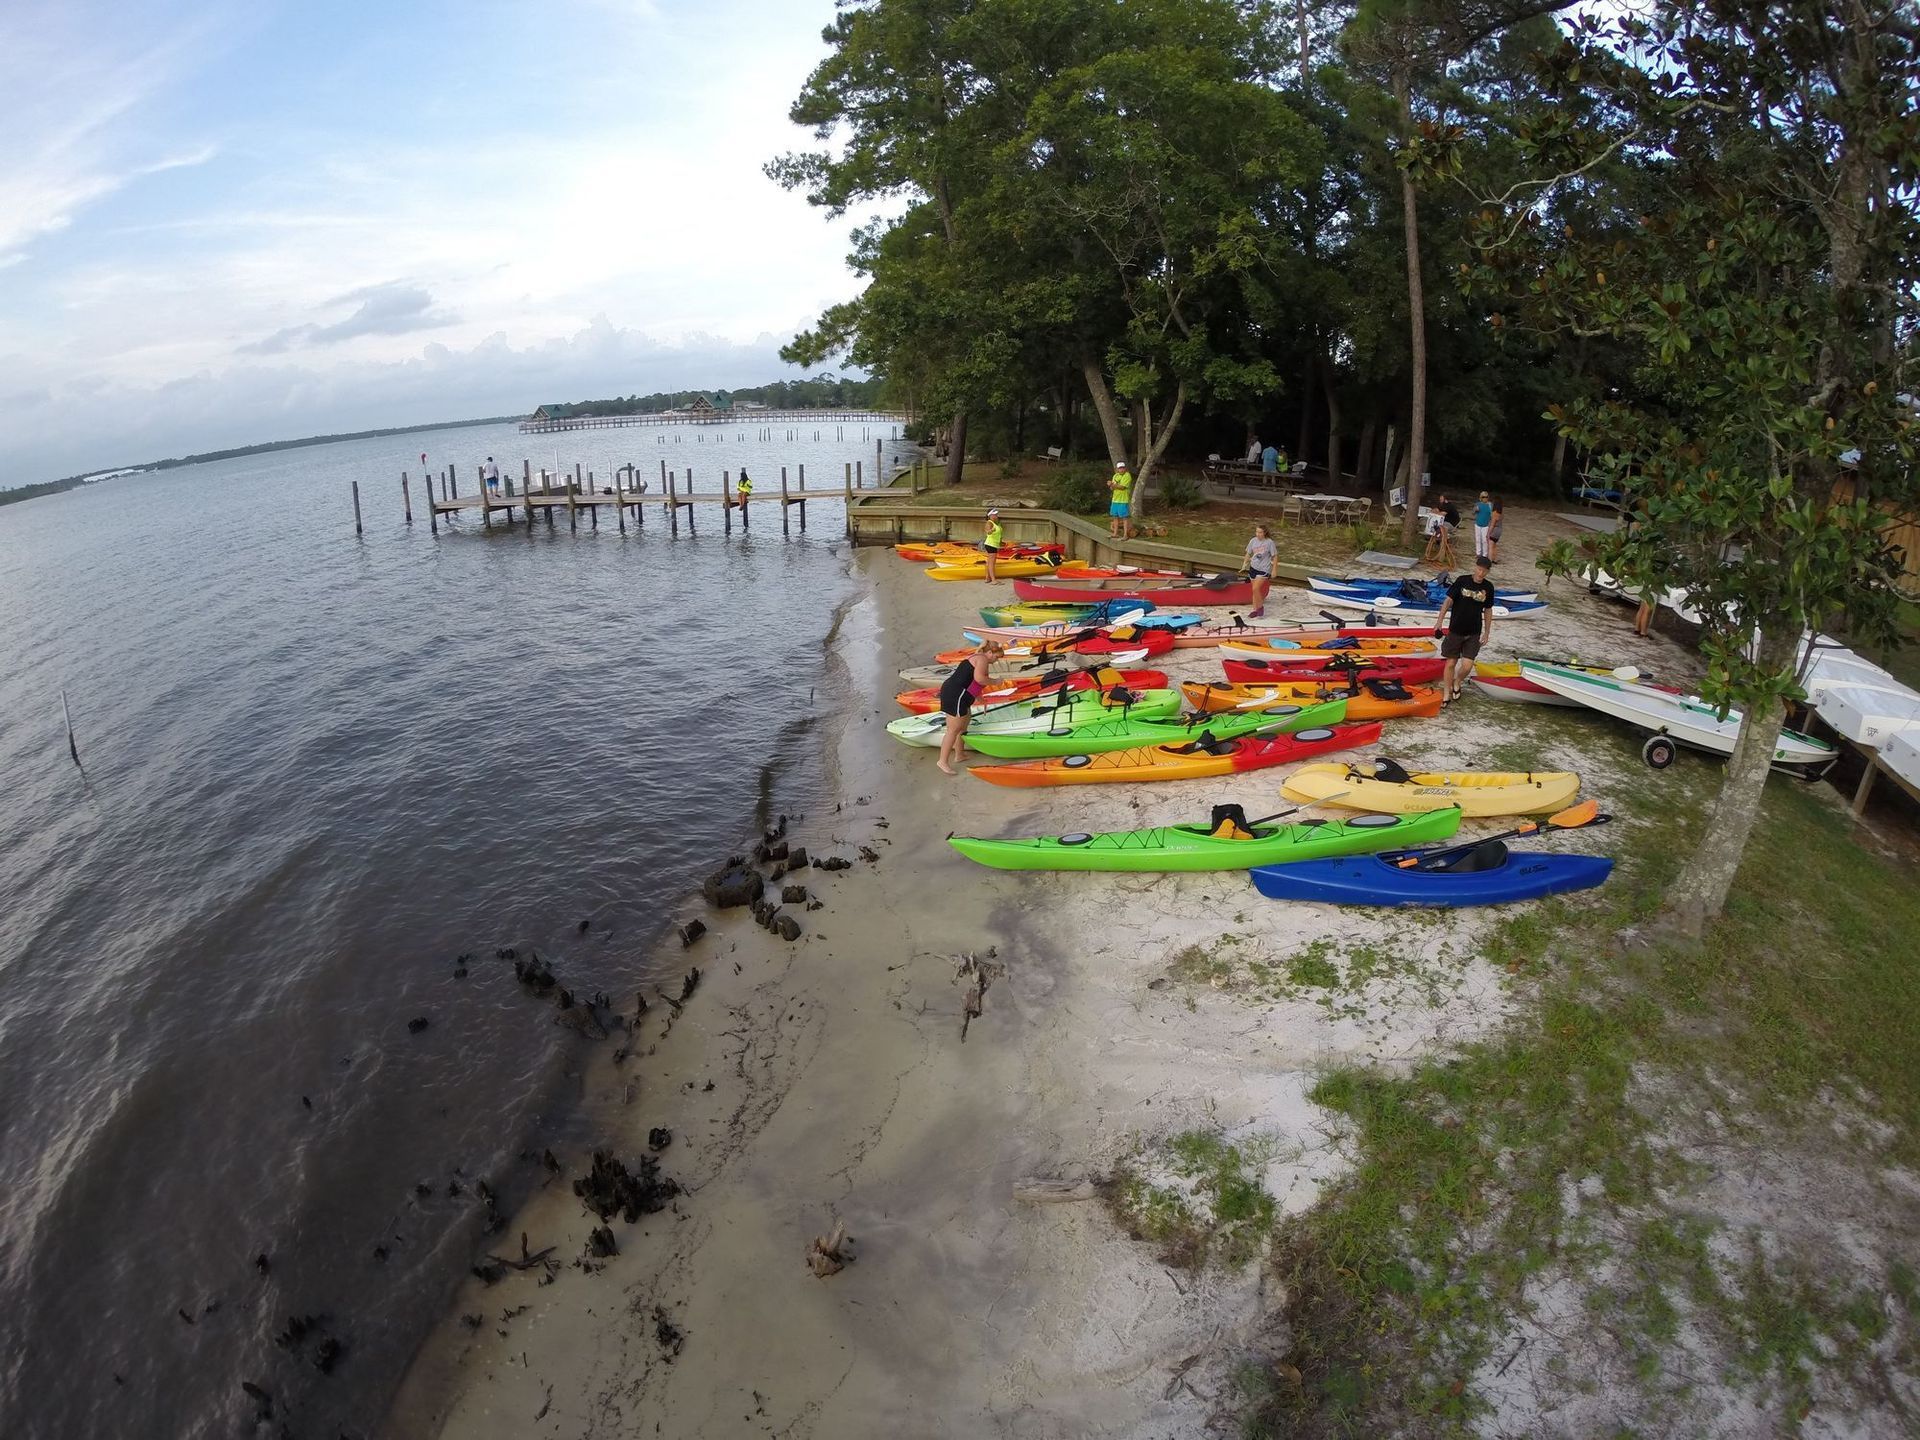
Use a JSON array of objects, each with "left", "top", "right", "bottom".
[{"left": 0, "top": 0, "right": 876, "bottom": 484}]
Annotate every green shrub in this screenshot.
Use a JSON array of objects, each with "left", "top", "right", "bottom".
[
  {"left": 1155, "top": 471, "right": 1207, "bottom": 510},
  {"left": 1042, "top": 463, "right": 1110, "bottom": 514}
]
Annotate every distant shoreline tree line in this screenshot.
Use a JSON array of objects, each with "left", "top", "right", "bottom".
[{"left": 538, "top": 375, "right": 886, "bottom": 419}]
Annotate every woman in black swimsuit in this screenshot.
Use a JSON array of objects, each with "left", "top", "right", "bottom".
[{"left": 937, "top": 640, "right": 1006, "bottom": 775}]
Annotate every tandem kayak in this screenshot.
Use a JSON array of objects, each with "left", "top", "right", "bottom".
[
  {"left": 1216, "top": 636, "right": 1439, "bottom": 660},
  {"left": 925, "top": 556, "right": 1069, "bottom": 580},
  {"left": 1308, "top": 574, "right": 1541, "bottom": 604},
  {"left": 1469, "top": 660, "right": 1672, "bottom": 707},
  {"left": 896, "top": 541, "right": 1063, "bottom": 563},
  {"left": 1012, "top": 575, "right": 1258, "bottom": 606},
  {"left": 895, "top": 668, "right": 1168, "bottom": 713},
  {"left": 886, "top": 687, "right": 1182, "bottom": 748},
  {"left": 978, "top": 599, "right": 1158, "bottom": 627},
  {"left": 1249, "top": 842, "right": 1613, "bottom": 907},
  {"left": 1222, "top": 654, "right": 1447, "bottom": 685},
  {"left": 949, "top": 806, "right": 1464, "bottom": 872},
  {"left": 968, "top": 721, "right": 1383, "bottom": 787},
  {"left": 1517, "top": 662, "right": 1837, "bottom": 768},
  {"left": 898, "top": 649, "right": 1151, "bottom": 686},
  {"left": 1181, "top": 679, "right": 1444, "bottom": 722},
  {"left": 932, "top": 627, "right": 1178, "bottom": 663},
  {"left": 1279, "top": 760, "right": 1581, "bottom": 817},
  {"left": 1311, "top": 590, "right": 1549, "bottom": 622},
  {"left": 965, "top": 698, "right": 1350, "bottom": 758}
]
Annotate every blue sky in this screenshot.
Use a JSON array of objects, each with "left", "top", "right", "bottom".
[{"left": 0, "top": 0, "right": 873, "bottom": 483}]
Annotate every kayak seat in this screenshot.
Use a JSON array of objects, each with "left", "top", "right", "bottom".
[
  {"left": 1362, "top": 678, "right": 1412, "bottom": 701},
  {"left": 1165, "top": 734, "right": 1239, "bottom": 757},
  {"left": 1364, "top": 757, "right": 1414, "bottom": 785},
  {"left": 1430, "top": 840, "right": 1509, "bottom": 873}
]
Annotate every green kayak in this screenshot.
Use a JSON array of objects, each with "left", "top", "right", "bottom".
[
  {"left": 963, "top": 698, "right": 1349, "bottom": 758},
  {"left": 949, "top": 806, "right": 1463, "bottom": 872},
  {"left": 886, "top": 687, "right": 1182, "bottom": 748}
]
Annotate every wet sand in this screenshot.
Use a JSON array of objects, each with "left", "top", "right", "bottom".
[{"left": 383, "top": 525, "right": 1693, "bottom": 1438}]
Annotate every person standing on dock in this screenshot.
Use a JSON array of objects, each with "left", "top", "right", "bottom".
[
  {"left": 484, "top": 457, "right": 501, "bottom": 494},
  {"left": 734, "top": 469, "right": 753, "bottom": 514},
  {"left": 1107, "top": 461, "right": 1134, "bottom": 540},
  {"left": 982, "top": 509, "right": 1004, "bottom": 585}
]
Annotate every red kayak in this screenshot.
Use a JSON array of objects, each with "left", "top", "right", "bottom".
[
  {"left": 1013, "top": 575, "right": 1258, "bottom": 607},
  {"left": 1223, "top": 654, "right": 1447, "bottom": 685},
  {"left": 895, "top": 668, "right": 1168, "bottom": 713}
]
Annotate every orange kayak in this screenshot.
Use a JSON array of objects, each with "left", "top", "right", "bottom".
[
  {"left": 895, "top": 668, "right": 1168, "bottom": 713},
  {"left": 895, "top": 541, "right": 1062, "bottom": 563},
  {"left": 969, "top": 721, "right": 1384, "bottom": 787},
  {"left": 1216, "top": 637, "right": 1438, "bottom": 661},
  {"left": 1181, "top": 678, "right": 1444, "bottom": 721}
]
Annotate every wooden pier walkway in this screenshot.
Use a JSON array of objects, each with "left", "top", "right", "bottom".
[
  {"left": 517, "top": 408, "right": 910, "bottom": 435},
  {"left": 356, "top": 458, "right": 886, "bottom": 537}
]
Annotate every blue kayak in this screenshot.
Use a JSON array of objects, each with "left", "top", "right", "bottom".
[
  {"left": 1249, "top": 841, "right": 1612, "bottom": 908},
  {"left": 1308, "top": 574, "right": 1539, "bottom": 604}
]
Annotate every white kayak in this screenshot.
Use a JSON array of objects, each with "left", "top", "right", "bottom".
[
  {"left": 1311, "top": 589, "right": 1547, "bottom": 622},
  {"left": 898, "top": 648, "right": 1150, "bottom": 686},
  {"left": 1519, "top": 661, "right": 1836, "bottom": 768}
]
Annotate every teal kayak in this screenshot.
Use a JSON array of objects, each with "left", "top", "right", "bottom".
[
  {"left": 964, "top": 698, "right": 1349, "bottom": 758},
  {"left": 886, "top": 687, "right": 1182, "bottom": 748},
  {"left": 949, "top": 807, "right": 1463, "bottom": 872}
]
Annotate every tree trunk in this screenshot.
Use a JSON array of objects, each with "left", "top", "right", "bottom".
[
  {"left": 1080, "top": 356, "right": 1131, "bottom": 468},
  {"left": 1393, "top": 70, "right": 1430, "bottom": 551},
  {"left": 945, "top": 409, "right": 968, "bottom": 485},
  {"left": 1656, "top": 637, "right": 1795, "bottom": 939},
  {"left": 1550, "top": 430, "right": 1568, "bottom": 482},
  {"left": 1321, "top": 359, "right": 1344, "bottom": 490},
  {"left": 1296, "top": 0, "right": 1311, "bottom": 86},
  {"left": 1013, "top": 399, "right": 1027, "bottom": 456},
  {"left": 1295, "top": 359, "right": 1315, "bottom": 469},
  {"left": 1132, "top": 384, "right": 1188, "bottom": 521},
  {"left": 1355, "top": 416, "right": 1378, "bottom": 494}
]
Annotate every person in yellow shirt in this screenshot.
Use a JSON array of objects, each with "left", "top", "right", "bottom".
[
  {"left": 1108, "top": 461, "right": 1134, "bottom": 539},
  {"left": 982, "top": 508, "right": 1004, "bottom": 584},
  {"left": 734, "top": 469, "right": 753, "bottom": 514}
]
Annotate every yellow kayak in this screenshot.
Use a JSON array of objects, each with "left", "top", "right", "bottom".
[
  {"left": 925, "top": 557, "right": 1065, "bottom": 581},
  {"left": 1279, "top": 760, "right": 1581, "bottom": 817}
]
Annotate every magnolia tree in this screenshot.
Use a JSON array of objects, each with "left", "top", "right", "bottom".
[{"left": 1468, "top": 0, "right": 1920, "bottom": 938}]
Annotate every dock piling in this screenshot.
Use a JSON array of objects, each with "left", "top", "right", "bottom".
[
  {"left": 724, "top": 471, "right": 733, "bottom": 534},
  {"left": 614, "top": 465, "right": 626, "bottom": 532},
  {"left": 402, "top": 472, "right": 412, "bottom": 524},
  {"left": 352, "top": 480, "right": 362, "bottom": 534}
]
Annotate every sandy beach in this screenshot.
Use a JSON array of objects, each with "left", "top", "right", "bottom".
[{"left": 382, "top": 516, "right": 1702, "bottom": 1438}]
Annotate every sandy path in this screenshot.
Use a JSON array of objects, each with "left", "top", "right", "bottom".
[{"left": 383, "top": 516, "right": 1688, "bottom": 1439}]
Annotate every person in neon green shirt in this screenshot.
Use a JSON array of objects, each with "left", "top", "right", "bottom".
[
  {"left": 982, "top": 508, "right": 1004, "bottom": 584},
  {"left": 1108, "top": 461, "right": 1134, "bottom": 539},
  {"left": 734, "top": 469, "right": 753, "bottom": 514}
]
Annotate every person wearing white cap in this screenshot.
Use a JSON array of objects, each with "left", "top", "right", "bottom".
[
  {"left": 1108, "top": 461, "right": 1134, "bottom": 539},
  {"left": 982, "top": 508, "right": 1004, "bottom": 584}
]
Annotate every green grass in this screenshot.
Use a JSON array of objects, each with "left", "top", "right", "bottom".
[
  {"left": 1108, "top": 1128, "right": 1281, "bottom": 1270},
  {"left": 1245, "top": 777, "right": 1920, "bottom": 1436}
]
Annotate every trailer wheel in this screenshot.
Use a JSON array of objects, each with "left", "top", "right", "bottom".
[{"left": 1642, "top": 735, "right": 1677, "bottom": 770}]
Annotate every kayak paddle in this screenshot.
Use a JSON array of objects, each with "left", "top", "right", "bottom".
[{"left": 1394, "top": 800, "right": 1608, "bottom": 868}]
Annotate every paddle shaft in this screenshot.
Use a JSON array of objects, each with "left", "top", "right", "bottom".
[{"left": 1398, "top": 812, "right": 1611, "bottom": 867}]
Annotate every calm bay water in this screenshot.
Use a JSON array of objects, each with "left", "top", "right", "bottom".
[{"left": 0, "top": 420, "right": 912, "bottom": 1439}]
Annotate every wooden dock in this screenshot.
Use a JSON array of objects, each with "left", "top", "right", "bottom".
[
  {"left": 517, "top": 408, "right": 910, "bottom": 435},
  {"left": 377, "top": 458, "right": 883, "bottom": 537}
]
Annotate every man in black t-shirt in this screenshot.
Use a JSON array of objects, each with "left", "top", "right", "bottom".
[{"left": 1433, "top": 554, "right": 1497, "bottom": 702}]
